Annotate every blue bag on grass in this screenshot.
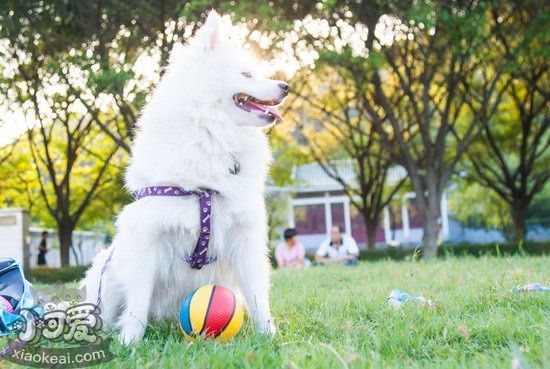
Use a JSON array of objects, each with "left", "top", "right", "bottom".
[{"left": 0, "top": 258, "right": 40, "bottom": 336}]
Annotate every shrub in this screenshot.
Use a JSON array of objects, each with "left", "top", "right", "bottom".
[
  {"left": 270, "top": 241, "right": 550, "bottom": 267},
  {"left": 30, "top": 265, "right": 89, "bottom": 284},
  {"left": 360, "top": 240, "right": 550, "bottom": 261}
]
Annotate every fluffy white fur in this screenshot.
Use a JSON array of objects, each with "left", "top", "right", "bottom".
[{"left": 82, "top": 11, "right": 287, "bottom": 344}]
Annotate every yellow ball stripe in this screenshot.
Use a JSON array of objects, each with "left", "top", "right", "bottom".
[
  {"left": 179, "top": 324, "right": 195, "bottom": 343},
  {"left": 216, "top": 300, "right": 244, "bottom": 343},
  {"left": 189, "top": 284, "right": 214, "bottom": 334}
]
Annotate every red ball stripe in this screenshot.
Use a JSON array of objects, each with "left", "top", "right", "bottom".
[
  {"left": 203, "top": 286, "right": 236, "bottom": 337},
  {"left": 215, "top": 298, "right": 236, "bottom": 338}
]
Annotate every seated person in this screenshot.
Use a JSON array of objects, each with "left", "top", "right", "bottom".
[
  {"left": 315, "top": 225, "right": 359, "bottom": 265},
  {"left": 275, "top": 228, "right": 306, "bottom": 269}
]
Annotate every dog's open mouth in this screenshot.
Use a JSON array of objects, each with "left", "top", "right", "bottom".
[{"left": 233, "top": 93, "right": 284, "bottom": 122}]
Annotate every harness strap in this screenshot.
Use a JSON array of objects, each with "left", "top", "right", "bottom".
[
  {"left": 96, "top": 246, "right": 115, "bottom": 307},
  {"left": 131, "top": 186, "right": 218, "bottom": 270}
]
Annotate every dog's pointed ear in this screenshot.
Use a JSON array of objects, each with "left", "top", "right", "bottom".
[{"left": 196, "top": 10, "right": 222, "bottom": 52}]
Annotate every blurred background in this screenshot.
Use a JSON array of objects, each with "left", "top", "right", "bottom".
[{"left": 0, "top": 0, "right": 548, "bottom": 271}]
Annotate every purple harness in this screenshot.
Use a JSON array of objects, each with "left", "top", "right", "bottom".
[
  {"left": 96, "top": 185, "right": 217, "bottom": 307},
  {"left": 132, "top": 186, "right": 218, "bottom": 270}
]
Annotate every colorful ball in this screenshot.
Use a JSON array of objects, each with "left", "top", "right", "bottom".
[{"left": 179, "top": 285, "right": 244, "bottom": 343}]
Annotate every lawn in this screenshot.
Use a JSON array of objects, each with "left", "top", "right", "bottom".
[{"left": 2, "top": 255, "right": 549, "bottom": 368}]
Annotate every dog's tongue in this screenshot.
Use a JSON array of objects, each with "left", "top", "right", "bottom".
[{"left": 245, "top": 100, "right": 283, "bottom": 121}]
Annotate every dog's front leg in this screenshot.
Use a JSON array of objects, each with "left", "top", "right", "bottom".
[
  {"left": 117, "top": 257, "right": 156, "bottom": 345},
  {"left": 233, "top": 232, "right": 275, "bottom": 335}
]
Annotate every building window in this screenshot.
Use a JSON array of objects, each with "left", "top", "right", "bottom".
[{"left": 294, "top": 204, "right": 326, "bottom": 235}]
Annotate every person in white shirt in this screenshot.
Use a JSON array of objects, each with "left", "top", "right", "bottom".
[{"left": 315, "top": 225, "right": 359, "bottom": 265}]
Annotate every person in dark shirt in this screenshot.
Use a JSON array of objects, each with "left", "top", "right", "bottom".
[{"left": 37, "top": 231, "right": 48, "bottom": 266}]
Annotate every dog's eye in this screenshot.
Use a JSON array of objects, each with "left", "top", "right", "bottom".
[{"left": 241, "top": 72, "right": 252, "bottom": 78}]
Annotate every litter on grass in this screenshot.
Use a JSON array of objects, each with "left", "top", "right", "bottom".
[
  {"left": 387, "top": 289, "right": 435, "bottom": 309},
  {"left": 511, "top": 283, "right": 550, "bottom": 293}
]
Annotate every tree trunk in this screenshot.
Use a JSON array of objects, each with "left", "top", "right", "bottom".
[
  {"left": 421, "top": 193, "right": 441, "bottom": 260},
  {"left": 422, "top": 213, "right": 439, "bottom": 259},
  {"left": 365, "top": 219, "right": 378, "bottom": 250},
  {"left": 510, "top": 198, "right": 528, "bottom": 243},
  {"left": 57, "top": 221, "right": 74, "bottom": 266}
]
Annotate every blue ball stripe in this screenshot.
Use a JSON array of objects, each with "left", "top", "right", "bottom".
[{"left": 179, "top": 288, "right": 198, "bottom": 335}]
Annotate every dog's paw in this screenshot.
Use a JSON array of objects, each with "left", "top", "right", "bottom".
[
  {"left": 118, "top": 328, "right": 144, "bottom": 345},
  {"left": 257, "top": 319, "right": 277, "bottom": 336},
  {"left": 118, "top": 319, "right": 146, "bottom": 345}
]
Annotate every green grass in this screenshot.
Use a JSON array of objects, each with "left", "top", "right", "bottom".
[{"left": 3, "top": 256, "right": 549, "bottom": 368}]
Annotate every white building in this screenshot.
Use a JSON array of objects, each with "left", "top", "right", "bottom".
[{"left": 269, "top": 162, "right": 450, "bottom": 251}]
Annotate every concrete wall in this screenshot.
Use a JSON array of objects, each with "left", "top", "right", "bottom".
[
  {"left": 1, "top": 206, "right": 108, "bottom": 268},
  {"left": 0, "top": 208, "right": 30, "bottom": 272},
  {"left": 447, "top": 219, "right": 507, "bottom": 244},
  {"left": 28, "top": 227, "right": 108, "bottom": 268},
  {"left": 527, "top": 226, "right": 550, "bottom": 242}
]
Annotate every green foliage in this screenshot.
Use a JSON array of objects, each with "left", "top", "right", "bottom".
[
  {"left": 268, "top": 128, "right": 309, "bottom": 187},
  {"left": 215, "top": 0, "right": 319, "bottom": 32},
  {"left": 438, "top": 3, "right": 490, "bottom": 48},
  {"left": 317, "top": 47, "right": 365, "bottom": 68},
  {"left": 89, "top": 70, "right": 135, "bottom": 95},
  {"left": 403, "top": 1, "right": 436, "bottom": 29},
  {"left": 0, "top": 126, "right": 128, "bottom": 231},
  {"left": 449, "top": 181, "right": 513, "bottom": 231},
  {"left": 450, "top": 180, "right": 550, "bottom": 236},
  {"left": 528, "top": 184, "right": 550, "bottom": 228},
  {"left": 366, "top": 50, "right": 384, "bottom": 69},
  {"left": 266, "top": 192, "right": 291, "bottom": 241},
  {"left": 0, "top": 142, "right": 41, "bottom": 216}
]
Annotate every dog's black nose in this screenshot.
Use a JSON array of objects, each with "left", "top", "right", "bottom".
[{"left": 279, "top": 83, "right": 290, "bottom": 94}]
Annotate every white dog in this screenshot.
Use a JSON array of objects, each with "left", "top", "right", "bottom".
[{"left": 82, "top": 10, "right": 288, "bottom": 344}]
